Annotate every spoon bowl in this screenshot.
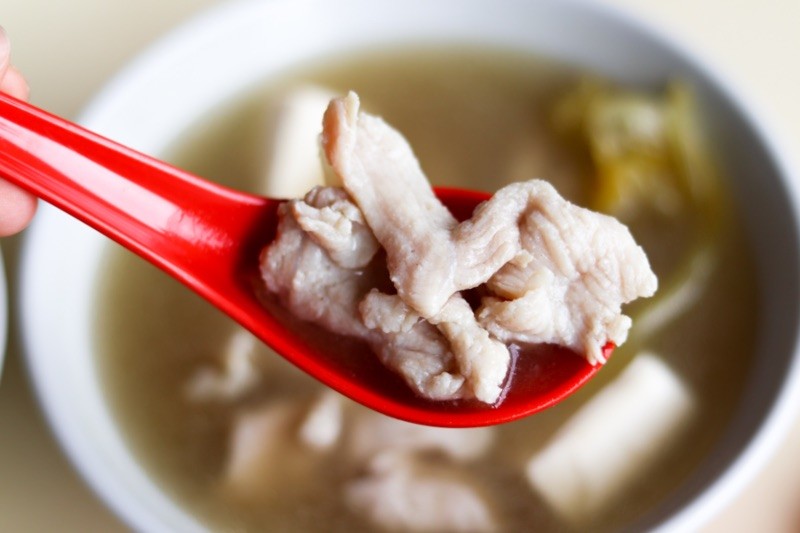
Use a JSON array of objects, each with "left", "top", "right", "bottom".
[{"left": 0, "top": 91, "right": 601, "bottom": 427}]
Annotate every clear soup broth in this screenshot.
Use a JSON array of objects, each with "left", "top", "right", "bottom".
[{"left": 95, "top": 48, "right": 756, "bottom": 532}]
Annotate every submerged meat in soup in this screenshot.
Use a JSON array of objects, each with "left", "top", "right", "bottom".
[
  {"left": 344, "top": 452, "right": 498, "bottom": 533},
  {"left": 260, "top": 92, "right": 657, "bottom": 403}
]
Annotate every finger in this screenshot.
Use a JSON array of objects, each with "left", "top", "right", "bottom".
[
  {"left": 0, "top": 27, "right": 28, "bottom": 100},
  {"left": 0, "top": 65, "right": 29, "bottom": 100},
  {"left": 0, "top": 178, "right": 38, "bottom": 236}
]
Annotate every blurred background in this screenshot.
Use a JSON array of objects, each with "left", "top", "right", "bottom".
[{"left": 1, "top": 0, "right": 798, "bottom": 530}]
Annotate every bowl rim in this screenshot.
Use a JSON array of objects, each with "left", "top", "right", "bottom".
[
  {"left": 0, "top": 246, "right": 8, "bottom": 381},
  {"left": 17, "top": 0, "right": 800, "bottom": 531}
]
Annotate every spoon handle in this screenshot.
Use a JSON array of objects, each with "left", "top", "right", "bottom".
[{"left": 0, "top": 92, "right": 278, "bottom": 288}]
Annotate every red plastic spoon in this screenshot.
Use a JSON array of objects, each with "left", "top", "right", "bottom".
[{"left": 0, "top": 92, "right": 607, "bottom": 427}]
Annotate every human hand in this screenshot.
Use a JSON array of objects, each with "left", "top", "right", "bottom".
[{"left": 0, "top": 26, "right": 38, "bottom": 236}]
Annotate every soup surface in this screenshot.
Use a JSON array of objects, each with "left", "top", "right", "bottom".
[{"left": 95, "top": 48, "right": 757, "bottom": 532}]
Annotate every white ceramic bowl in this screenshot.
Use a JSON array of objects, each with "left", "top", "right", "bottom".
[{"left": 18, "top": 0, "right": 800, "bottom": 531}]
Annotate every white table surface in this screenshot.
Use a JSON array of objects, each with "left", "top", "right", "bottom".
[{"left": 1, "top": 0, "right": 798, "bottom": 531}]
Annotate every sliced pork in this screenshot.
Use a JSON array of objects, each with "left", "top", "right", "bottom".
[{"left": 260, "top": 92, "right": 657, "bottom": 404}]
